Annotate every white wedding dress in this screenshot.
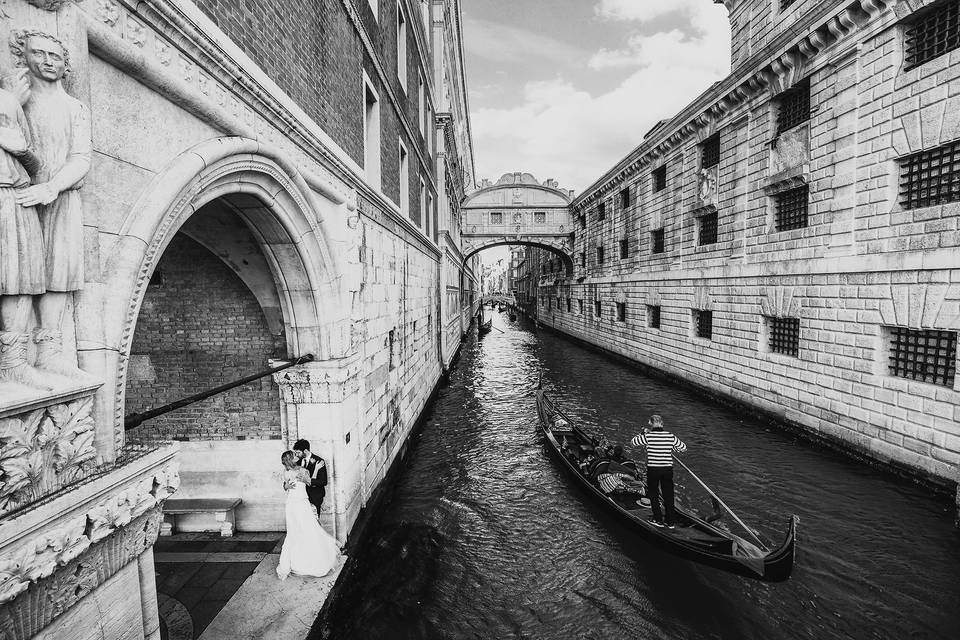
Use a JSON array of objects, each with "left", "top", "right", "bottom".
[{"left": 276, "top": 473, "right": 341, "bottom": 580}]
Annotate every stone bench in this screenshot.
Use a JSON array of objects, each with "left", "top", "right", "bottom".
[{"left": 161, "top": 498, "right": 241, "bottom": 537}]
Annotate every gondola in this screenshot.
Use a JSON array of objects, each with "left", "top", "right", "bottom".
[
  {"left": 535, "top": 387, "right": 797, "bottom": 582},
  {"left": 478, "top": 317, "right": 492, "bottom": 336}
]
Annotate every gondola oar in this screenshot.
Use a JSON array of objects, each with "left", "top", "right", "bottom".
[{"left": 673, "top": 455, "right": 768, "bottom": 551}]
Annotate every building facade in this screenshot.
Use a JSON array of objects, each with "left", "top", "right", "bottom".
[
  {"left": 523, "top": 0, "right": 960, "bottom": 499},
  {"left": 0, "top": 0, "right": 475, "bottom": 638}
]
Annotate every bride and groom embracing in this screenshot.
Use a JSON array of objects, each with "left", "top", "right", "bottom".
[{"left": 276, "top": 439, "right": 341, "bottom": 580}]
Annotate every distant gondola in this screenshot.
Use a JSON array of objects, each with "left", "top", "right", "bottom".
[
  {"left": 478, "top": 317, "right": 493, "bottom": 336},
  {"left": 535, "top": 388, "right": 797, "bottom": 582}
]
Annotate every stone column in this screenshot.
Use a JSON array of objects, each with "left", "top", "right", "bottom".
[
  {"left": 139, "top": 547, "right": 161, "bottom": 640},
  {"left": 274, "top": 353, "right": 364, "bottom": 542}
]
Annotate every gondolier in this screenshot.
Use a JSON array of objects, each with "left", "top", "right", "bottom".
[{"left": 631, "top": 415, "right": 686, "bottom": 529}]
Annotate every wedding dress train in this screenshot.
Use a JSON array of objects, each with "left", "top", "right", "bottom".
[{"left": 277, "top": 478, "right": 340, "bottom": 580}]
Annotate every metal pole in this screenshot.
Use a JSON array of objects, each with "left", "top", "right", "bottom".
[{"left": 124, "top": 354, "right": 314, "bottom": 430}]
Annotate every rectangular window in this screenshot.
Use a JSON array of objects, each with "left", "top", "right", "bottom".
[
  {"left": 419, "top": 178, "right": 426, "bottom": 231},
  {"left": 363, "top": 77, "right": 381, "bottom": 188},
  {"left": 580, "top": 252, "right": 586, "bottom": 268},
  {"left": 905, "top": 0, "right": 960, "bottom": 71},
  {"left": 887, "top": 327, "right": 956, "bottom": 387},
  {"left": 579, "top": 214, "right": 586, "bottom": 230},
  {"left": 695, "top": 310, "right": 713, "bottom": 340},
  {"left": 399, "top": 141, "right": 409, "bottom": 218},
  {"left": 594, "top": 300, "right": 602, "bottom": 318},
  {"left": 616, "top": 302, "right": 626, "bottom": 322},
  {"left": 428, "top": 193, "right": 436, "bottom": 242},
  {"left": 557, "top": 296, "right": 562, "bottom": 310},
  {"left": 535, "top": 211, "right": 546, "bottom": 224},
  {"left": 578, "top": 299, "right": 584, "bottom": 314},
  {"left": 418, "top": 73, "right": 425, "bottom": 135},
  {"left": 566, "top": 298, "right": 571, "bottom": 312},
  {"left": 774, "top": 184, "right": 809, "bottom": 231},
  {"left": 653, "top": 165, "right": 667, "bottom": 192},
  {"left": 899, "top": 139, "right": 960, "bottom": 209},
  {"left": 775, "top": 78, "right": 810, "bottom": 135},
  {"left": 598, "top": 202, "right": 606, "bottom": 221},
  {"left": 701, "top": 134, "right": 720, "bottom": 169},
  {"left": 491, "top": 212, "right": 503, "bottom": 224},
  {"left": 647, "top": 305, "right": 661, "bottom": 329},
  {"left": 397, "top": 2, "right": 407, "bottom": 91},
  {"left": 597, "top": 246, "right": 604, "bottom": 265},
  {"left": 620, "top": 187, "right": 630, "bottom": 209},
  {"left": 619, "top": 238, "right": 629, "bottom": 259},
  {"left": 651, "top": 228, "right": 665, "bottom": 254},
  {"left": 425, "top": 105, "right": 432, "bottom": 156},
  {"left": 768, "top": 317, "right": 800, "bottom": 357},
  {"left": 698, "top": 210, "right": 718, "bottom": 245}
]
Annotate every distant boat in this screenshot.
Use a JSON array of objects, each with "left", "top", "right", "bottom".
[{"left": 535, "top": 387, "right": 797, "bottom": 582}]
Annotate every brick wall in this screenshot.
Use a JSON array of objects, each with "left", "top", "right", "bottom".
[{"left": 125, "top": 234, "right": 286, "bottom": 441}]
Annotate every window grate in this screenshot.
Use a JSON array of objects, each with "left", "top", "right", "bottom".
[
  {"left": 578, "top": 299, "right": 584, "bottom": 314},
  {"left": 594, "top": 300, "right": 602, "bottom": 318},
  {"left": 768, "top": 317, "right": 800, "bottom": 357},
  {"left": 701, "top": 134, "right": 720, "bottom": 169},
  {"left": 698, "top": 211, "right": 718, "bottom": 245},
  {"left": 651, "top": 228, "right": 665, "bottom": 254},
  {"left": 616, "top": 302, "right": 626, "bottom": 322},
  {"left": 580, "top": 214, "right": 586, "bottom": 229},
  {"left": 620, "top": 187, "right": 630, "bottom": 209},
  {"left": 535, "top": 211, "right": 546, "bottom": 224},
  {"left": 899, "top": 139, "right": 960, "bottom": 209},
  {"left": 905, "top": 0, "right": 960, "bottom": 71},
  {"left": 620, "top": 238, "right": 629, "bottom": 259},
  {"left": 566, "top": 298, "right": 571, "bottom": 312},
  {"left": 580, "top": 252, "right": 586, "bottom": 268},
  {"left": 774, "top": 185, "right": 809, "bottom": 231},
  {"left": 653, "top": 166, "right": 667, "bottom": 192},
  {"left": 598, "top": 202, "right": 606, "bottom": 221},
  {"left": 491, "top": 212, "right": 503, "bottom": 224},
  {"left": 647, "top": 305, "right": 661, "bottom": 329},
  {"left": 888, "top": 327, "right": 956, "bottom": 387},
  {"left": 776, "top": 78, "right": 810, "bottom": 135},
  {"left": 695, "top": 310, "right": 713, "bottom": 340},
  {"left": 597, "top": 246, "right": 605, "bottom": 265}
]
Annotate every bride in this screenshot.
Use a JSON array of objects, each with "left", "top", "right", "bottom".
[{"left": 277, "top": 450, "right": 341, "bottom": 580}]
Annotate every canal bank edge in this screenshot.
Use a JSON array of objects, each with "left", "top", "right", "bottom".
[{"left": 530, "top": 317, "right": 960, "bottom": 521}]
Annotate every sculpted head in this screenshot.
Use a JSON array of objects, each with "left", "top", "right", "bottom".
[{"left": 11, "top": 30, "right": 71, "bottom": 81}]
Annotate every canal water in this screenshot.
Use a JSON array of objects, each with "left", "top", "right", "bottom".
[{"left": 320, "top": 312, "right": 960, "bottom": 640}]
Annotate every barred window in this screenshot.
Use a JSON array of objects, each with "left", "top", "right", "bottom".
[
  {"left": 557, "top": 296, "right": 562, "bottom": 309},
  {"left": 698, "top": 211, "right": 718, "bottom": 245},
  {"left": 647, "top": 305, "right": 661, "bottom": 329},
  {"left": 620, "top": 238, "right": 629, "bottom": 259},
  {"left": 695, "top": 310, "right": 713, "bottom": 340},
  {"left": 620, "top": 187, "right": 631, "bottom": 209},
  {"left": 597, "top": 246, "right": 605, "bottom": 264},
  {"left": 580, "top": 214, "right": 586, "bottom": 229},
  {"left": 774, "top": 184, "right": 809, "bottom": 231},
  {"left": 616, "top": 302, "right": 626, "bottom": 322},
  {"left": 566, "top": 298, "right": 571, "bottom": 312},
  {"left": 768, "top": 317, "right": 800, "bottom": 357},
  {"left": 578, "top": 299, "right": 584, "bottom": 314},
  {"left": 888, "top": 327, "right": 956, "bottom": 387},
  {"left": 491, "top": 212, "right": 503, "bottom": 224},
  {"left": 535, "top": 211, "right": 546, "bottom": 224},
  {"left": 651, "top": 228, "right": 665, "bottom": 254},
  {"left": 598, "top": 202, "right": 606, "bottom": 221},
  {"left": 580, "top": 252, "right": 586, "bottom": 268},
  {"left": 904, "top": 0, "right": 960, "bottom": 71},
  {"left": 701, "top": 134, "right": 720, "bottom": 169},
  {"left": 775, "top": 78, "right": 810, "bottom": 135},
  {"left": 899, "top": 139, "right": 960, "bottom": 209},
  {"left": 594, "top": 300, "right": 602, "bottom": 317},
  {"left": 653, "top": 165, "right": 667, "bottom": 192}
]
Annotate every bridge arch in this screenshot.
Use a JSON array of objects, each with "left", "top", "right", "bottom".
[{"left": 462, "top": 238, "right": 574, "bottom": 276}]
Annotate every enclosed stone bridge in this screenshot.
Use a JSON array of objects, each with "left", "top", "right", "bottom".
[{"left": 461, "top": 172, "right": 574, "bottom": 273}]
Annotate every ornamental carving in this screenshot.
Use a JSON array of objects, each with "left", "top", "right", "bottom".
[
  {"left": 0, "top": 396, "right": 98, "bottom": 515},
  {"left": 761, "top": 287, "right": 802, "bottom": 319},
  {"left": 879, "top": 284, "right": 960, "bottom": 330},
  {"left": 697, "top": 165, "right": 719, "bottom": 207}
]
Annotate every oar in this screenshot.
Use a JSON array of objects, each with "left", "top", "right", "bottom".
[{"left": 672, "top": 455, "right": 768, "bottom": 551}]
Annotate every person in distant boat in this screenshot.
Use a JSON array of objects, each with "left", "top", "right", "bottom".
[{"left": 631, "top": 414, "right": 687, "bottom": 529}]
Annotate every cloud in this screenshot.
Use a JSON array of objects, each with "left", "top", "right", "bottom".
[
  {"left": 463, "top": 17, "right": 588, "bottom": 65},
  {"left": 470, "top": 2, "right": 731, "bottom": 192}
]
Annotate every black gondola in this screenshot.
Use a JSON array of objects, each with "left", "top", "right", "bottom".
[
  {"left": 478, "top": 317, "right": 493, "bottom": 336},
  {"left": 535, "top": 388, "right": 797, "bottom": 582}
]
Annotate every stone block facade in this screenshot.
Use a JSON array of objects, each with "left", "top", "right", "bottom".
[{"left": 524, "top": 0, "right": 960, "bottom": 492}]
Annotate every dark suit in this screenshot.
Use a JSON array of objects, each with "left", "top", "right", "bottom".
[{"left": 299, "top": 453, "right": 328, "bottom": 513}]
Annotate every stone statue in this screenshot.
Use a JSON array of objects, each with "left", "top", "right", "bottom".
[{"left": 11, "top": 30, "right": 91, "bottom": 381}]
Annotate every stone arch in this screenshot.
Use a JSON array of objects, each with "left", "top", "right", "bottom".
[
  {"left": 103, "top": 137, "right": 352, "bottom": 433},
  {"left": 462, "top": 238, "right": 574, "bottom": 275}
]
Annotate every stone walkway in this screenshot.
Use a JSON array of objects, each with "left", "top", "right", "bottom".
[{"left": 154, "top": 532, "right": 345, "bottom": 640}]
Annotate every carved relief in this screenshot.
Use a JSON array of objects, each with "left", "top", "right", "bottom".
[
  {"left": 879, "top": 284, "right": 960, "bottom": 330},
  {"left": 761, "top": 287, "right": 802, "bottom": 319},
  {"left": 697, "top": 165, "right": 719, "bottom": 207},
  {"left": 692, "top": 287, "right": 713, "bottom": 311},
  {"left": 0, "top": 396, "right": 98, "bottom": 515}
]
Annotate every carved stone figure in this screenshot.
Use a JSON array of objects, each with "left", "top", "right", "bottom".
[{"left": 12, "top": 30, "right": 92, "bottom": 379}]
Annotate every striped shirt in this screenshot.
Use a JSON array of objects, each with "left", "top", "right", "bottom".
[{"left": 630, "top": 430, "right": 687, "bottom": 467}]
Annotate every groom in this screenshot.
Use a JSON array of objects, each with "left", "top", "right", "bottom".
[{"left": 292, "top": 439, "right": 328, "bottom": 514}]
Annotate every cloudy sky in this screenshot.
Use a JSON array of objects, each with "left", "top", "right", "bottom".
[{"left": 461, "top": 0, "right": 732, "bottom": 196}]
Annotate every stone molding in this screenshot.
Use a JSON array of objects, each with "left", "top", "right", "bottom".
[
  {"left": 274, "top": 356, "right": 362, "bottom": 405},
  {"left": 692, "top": 287, "right": 713, "bottom": 311},
  {"left": 760, "top": 287, "right": 803, "bottom": 319},
  {"left": 576, "top": 0, "right": 898, "bottom": 207},
  {"left": 878, "top": 284, "right": 960, "bottom": 330},
  {"left": 646, "top": 290, "right": 662, "bottom": 306}
]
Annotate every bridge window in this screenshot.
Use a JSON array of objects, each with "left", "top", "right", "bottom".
[
  {"left": 363, "top": 75, "right": 381, "bottom": 188},
  {"left": 619, "top": 238, "right": 629, "bottom": 259},
  {"left": 701, "top": 134, "right": 720, "bottom": 169},
  {"left": 767, "top": 316, "right": 800, "bottom": 357},
  {"left": 616, "top": 302, "right": 626, "bottom": 322},
  {"left": 594, "top": 299, "right": 602, "bottom": 318},
  {"left": 598, "top": 202, "right": 606, "bottom": 221},
  {"left": 775, "top": 78, "right": 810, "bottom": 136},
  {"left": 651, "top": 228, "right": 665, "bottom": 254},
  {"left": 647, "top": 305, "right": 661, "bottom": 329},
  {"left": 773, "top": 184, "right": 809, "bottom": 231},
  {"left": 693, "top": 309, "right": 713, "bottom": 340},
  {"left": 397, "top": 1, "right": 407, "bottom": 92},
  {"left": 653, "top": 165, "right": 667, "bottom": 193},
  {"left": 491, "top": 212, "right": 503, "bottom": 225},
  {"left": 535, "top": 211, "right": 546, "bottom": 224},
  {"left": 698, "top": 210, "right": 718, "bottom": 245},
  {"left": 596, "top": 246, "right": 605, "bottom": 265},
  {"left": 578, "top": 299, "right": 584, "bottom": 314},
  {"left": 886, "top": 327, "right": 957, "bottom": 387},
  {"left": 899, "top": 139, "right": 960, "bottom": 209},
  {"left": 904, "top": 0, "right": 960, "bottom": 71},
  {"left": 620, "top": 187, "right": 630, "bottom": 209}
]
